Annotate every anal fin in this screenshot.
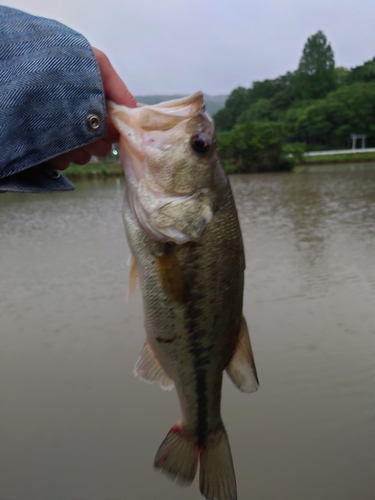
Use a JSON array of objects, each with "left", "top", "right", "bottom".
[
  {"left": 134, "top": 341, "right": 174, "bottom": 390},
  {"left": 226, "top": 316, "right": 259, "bottom": 393}
]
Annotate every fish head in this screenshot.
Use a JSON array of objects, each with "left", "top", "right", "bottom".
[{"left": 108, "top": 93, "right": 220, "bottom": 243}]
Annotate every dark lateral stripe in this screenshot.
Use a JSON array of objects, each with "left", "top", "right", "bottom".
[
  {"left": 186, "top": 293, "right": 209, "bottom": 445},
  {"left": 195, "top": 367, "right": 208, "bottom": 446},
  {"left": 182, "top": 248, "right": 212, "bottom": 446}
]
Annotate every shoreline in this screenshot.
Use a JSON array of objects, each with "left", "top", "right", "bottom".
[
  {"left": 65, "top": 153, "right": 375, "bottom": 179},
  {"left": 65, "top": 163, "right": 123, "bottom": 178},
  {"left": 301, "top": 151, "right": 375, "bottom": 165}
]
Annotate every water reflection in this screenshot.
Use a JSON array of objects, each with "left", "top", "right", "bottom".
[{"left": 231, "top": 167, "right": 375, "bottom": 299}]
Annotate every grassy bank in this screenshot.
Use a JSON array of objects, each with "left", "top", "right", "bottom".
[
  {"left": 65, "top": 162, "right": 123, "bottom": 178},
  {"left": 299, "top": 151, "right": 375, "bottom": 165},
  {"left": 64, "top": 152, "right": 375, "bottom": 180}
]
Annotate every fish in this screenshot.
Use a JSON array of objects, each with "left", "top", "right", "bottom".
[{"left": 108, "top": 92, "right": 259, "bottom": 500}]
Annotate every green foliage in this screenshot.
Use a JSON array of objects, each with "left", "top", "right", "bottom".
[
  {"left": 214, "top": 87, "right": 250, "bottom": 132},
  {"left": 248, "top": 79, "right": 280, "bottom": 103},
  {"left": 67, "top": 163, "right": 123, "bottom": 178},
  {"left": 238, "top": 98, "right": 275, "bottom": 122},
  {"left": 286, "top": 82, "right": 375, "bottom": 148},
  {"left": 217, "top": 121, "right": 294, "bottom": 173},
  {"left": 213, "top": 29, "right": 375, "bottom": 170},
  {"left": 295, "top": 31, "right": 336, "bottom": 99},
  {"left": 282, "top": 142, "right": 306, "bottom": 163},
  {"left": 214, "top": 74, "right": 299, "bottom": 134},
  {"left": 239, "top": 73, "right": 298, "bottom": 123},
  {"left": 335, "top": 67, "right": 349, "bottom": 86},
  {"left": 248, "top": 72, "right": 297, "bottom": 110},
  {"left": 345, "top": 57, "right": 375, "bottom": 85},
  {"left": 269, "top": 73, "right": 297, "bottom": 112}
]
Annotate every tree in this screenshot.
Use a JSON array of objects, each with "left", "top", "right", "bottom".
[
  {"left": 213, "top": 87, "right": 250, "bottom": 132},
  {"left": 269, "top": 72, "right": 297, "bottom": 112},
  {"left": 238, "top": 98, "right": 275, "bottom": 123},
  {"left": 295, "top": 31, "right": 336, "bottom": 100},
  {"left": 346, "top": 57, "right": 375, "bottom": 85},
  {"left": 217, "top": 120, "right": 293, "bottom": 173},
  {"left": 335, "top": 67, "right": 349, "bottom": 86},
  {"left": 285, "top": 82, "right": 375, "bottom": 148},
  {"left": 248, "top": 79, "right": 280, "bottom": 103}
]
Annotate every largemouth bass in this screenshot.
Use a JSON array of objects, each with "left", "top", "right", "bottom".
[{"left": 108, "top": 93, "right": 259, "bottom": 500}]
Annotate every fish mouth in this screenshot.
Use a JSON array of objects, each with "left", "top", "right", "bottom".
[
  {"left": 107, "top": 92, "right": 205, "bottom": 133},
  {"left": 138, "top": 94, "right": 204, "bottom": 132}
]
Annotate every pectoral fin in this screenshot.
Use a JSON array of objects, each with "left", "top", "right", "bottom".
[
  {"left": 154, "top": 244, "right": 186, "bottom": 302},
  {"left": 127, "top": 253, "right": 139, "bottom": 299},
  {"left": 134, "top": 341, "right": 174, "bottom": 391},
  {"left": 226, "top": 316, "right": 259, "bottom": 393}
]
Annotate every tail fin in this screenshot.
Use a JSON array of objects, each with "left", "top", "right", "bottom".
[
  {"left": 154, "top": 426, "right": 198, "bottom": 485},
  {"left": 154, "top": 425, "right": 237, "bottom": 500},
  {"left": 199, "top": 428, "right": 237, "bottom": 500}
]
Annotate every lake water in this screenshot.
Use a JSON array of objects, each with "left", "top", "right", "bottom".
[{"left": 1, "top": 163, "right": 374, "bottom": 500}]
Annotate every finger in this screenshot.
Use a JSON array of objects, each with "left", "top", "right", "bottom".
[
  {"left": 93, "top": 47, "right": 137, "bottom": 108},
  {"left": 48, "top": 154, "right": 70, "bottom": 171},
  {"left": 106, "top": 114, "right": 120, "bottom": 143},
  {"left": 70, "top": 149, "right": 91, "bottom": 165},
  {"left": 51, "top": 149, "right": 91, "bottom": 169},
  {"left": 84, "top": 139, "right": 112, "bottom": 157}
]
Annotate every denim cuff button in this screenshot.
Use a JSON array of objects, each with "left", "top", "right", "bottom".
[{"left": 86, "top": 113, "right": 101, "bottom": 130}]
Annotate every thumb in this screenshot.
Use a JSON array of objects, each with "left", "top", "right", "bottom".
[{"left": 93, "top": 47, "right": 137, "bottom": 108}]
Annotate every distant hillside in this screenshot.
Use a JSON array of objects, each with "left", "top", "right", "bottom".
[{"left": 134, "top": 94, "right": 228, "bottom": 116}]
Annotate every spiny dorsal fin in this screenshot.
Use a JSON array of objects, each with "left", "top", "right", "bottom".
[
  {"left": 134, "top": 341, "right": 174, "bottom": 391},
  {"left": 127, "top": 253, "right": 139, "bottom": 300},
  {"left": 226, "top": 316, "right": 259, "bottom": 393}
]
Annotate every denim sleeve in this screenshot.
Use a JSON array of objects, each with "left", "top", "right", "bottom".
[{"left": 0, "top": 6, "right": 106, "bottom": 193}]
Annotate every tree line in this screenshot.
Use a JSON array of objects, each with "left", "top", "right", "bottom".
[{"left": 215, "top": 31, "right": 375, "bottom": 172}]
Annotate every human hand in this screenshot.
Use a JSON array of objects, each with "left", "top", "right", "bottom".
[{"left": 49, "top": 47, "right": 136, "bottom": 171}]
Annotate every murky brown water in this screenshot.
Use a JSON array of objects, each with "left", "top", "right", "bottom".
[{"left": 1, "top": 164, "right": 374, "bottom": 500}]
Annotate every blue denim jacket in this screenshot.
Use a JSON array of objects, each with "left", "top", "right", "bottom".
[{"left": 0, "top": 6, "right": 106, "bottom": 193}]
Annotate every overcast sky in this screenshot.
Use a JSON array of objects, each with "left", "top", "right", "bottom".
[{"left": 4, "top": 0, "right": 375, "bottom": 95}]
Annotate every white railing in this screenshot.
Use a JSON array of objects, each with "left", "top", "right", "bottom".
[{"left": 305, "top": 148, "right": 375, "bottom": 157}]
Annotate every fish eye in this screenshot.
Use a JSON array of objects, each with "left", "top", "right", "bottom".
[{"left": 190, "top": 133, "right": 211, "bottom": 154}]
